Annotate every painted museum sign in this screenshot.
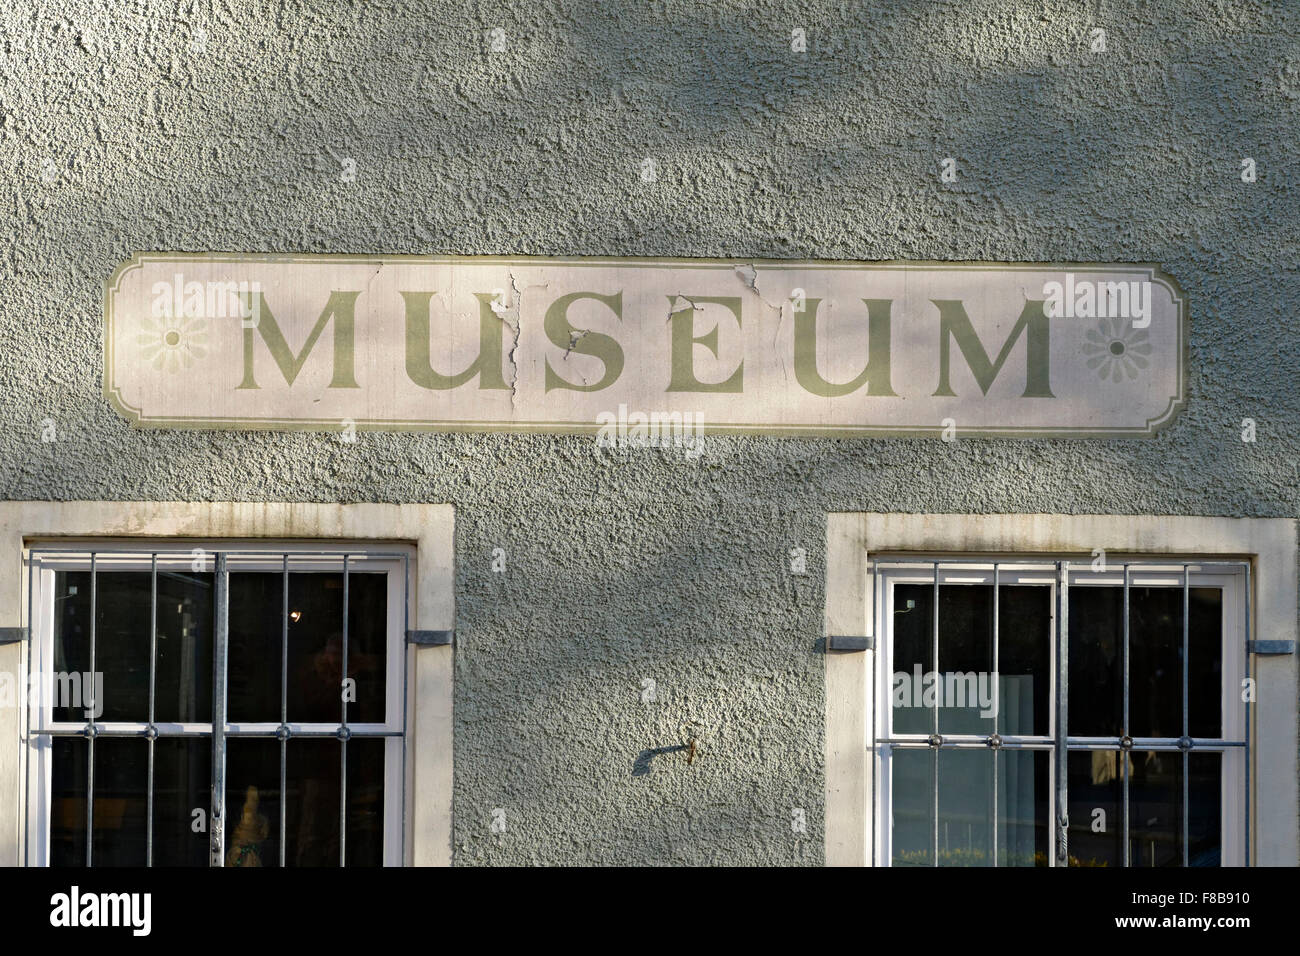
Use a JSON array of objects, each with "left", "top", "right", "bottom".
[{"left": 104, "top": 255, "right": 1187, "bottom": 438}]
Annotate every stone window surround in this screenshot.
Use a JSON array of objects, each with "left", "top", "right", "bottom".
[
  {"left": 824, "top": 512, "right": 1299, "bottom": 867},
  {"left": 0, "top": 501, "right": 454, "bottom": 868}
]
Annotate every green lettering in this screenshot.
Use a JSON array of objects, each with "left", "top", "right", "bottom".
[
  {"left": 933, "top": 299, "right": 1054, "bottom": 398},
  {"left": 237, "top": 291, "right": 360, "bottom": 389},
  {"left": 666, "top": 296, "right": 743, "bottom": 393},
  {"left": 544, "top": 291, "right": 624, "bottom": 392},
  {"left": 793, "top": 298, "right": 896, "bottom": 397},
  {"left": 401, "top": 291, "right": 510, "bottom": 390}
]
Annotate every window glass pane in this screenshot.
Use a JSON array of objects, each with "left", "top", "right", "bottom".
[
  {"left": 51, "top": 573, "right": 89, "bottom": 722},
  {"left": 49, "top": 737, "right": 152, "bottom": 866},
  {"left": 1069, "top": 585, "right": 1223, "bottom": 739},
  {"left": 890, "top": 748, "right": 931, "bottom": 866},
  {"left": 228, "top": 571, "right": 387, "bottom": 724},
  {"left": 287, "top": 739, "right": 340, "bottom": 866},
  {"left": 50, "top": 737, "right": 87, "bottom": 866},
  {"left": 935, "top": 586, "right": 994, "bottom": 736},
  {"left": 892, "top": 749, "right": 1047, "bottom": 867},
  {"left": 938, "top": 749, "right": 990, "bottom": 865},
  {"left": 154, "top": 571, "right": 213, "bottom": 723},
  {"left": 1188, "top": 753, "right": 1222, "bottom": 867},
  {"left": 1067, "top": 750, "right": 1122, "bottom": 867},
  {"left": 225, "top": 739, "right": 282, "bottom": 867},
  {"left": 52, "top": 570, "right": 212, "bottom": 724},
  {"left": 1067, "top": 587, "right": 1124, "bottom": 736},
  {"left": 997, "top": 586, "right": 1051, "bottom": 737},
  {"left": 346, "top": 739, "right": 385, "bottom": 866},
  {"left": 891, "top": 585, "right": 932, "bottom": 735},
  {"left": 249, "top": 738, "right": 379, "bottom": 868},
  {"left": 92, "top": 738, "right": 149, "bottom": 866},
  {"left": 228, "top": 573, "right": 285, "bottom": 723},
  {"left": 1188, "top": 589, "right": 1223, "bottom": 739},
  {"left": 1130, "top": 750, "right": 1182, "bottom": 867},
  {"left": 153, "top": 738, "right": 211, "bottom": 866},
  {"left": 997, "top": 749, "right": 1049, "bottom": 866},
  {"left": 54, "top": 572, "right": 149, "bottom": 722},
  {"left": 893, "top": 583, "right": 1050, "bottom": 737},
  {"left": 286, "top": 577, "right": 345, "bottom": 723},
  {"left": 346, "top": 575, "right": 388, "bottom": 725},
  {"left": 1069, "top": 749, "right": 1219, "bottom": 868},
  {"left": 223, "top": 737, "right": 385, "bottom": 867},
  {"left": 1128, "top": 588, "right": 1183, "bottom": 739}
]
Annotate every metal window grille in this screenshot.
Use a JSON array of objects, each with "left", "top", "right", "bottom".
[
  {"left": 23, "top": 547, "right": 411, "bottom": 867},
  {"left": 871, "top": 557, "right": 1251, "bottom": 867}
]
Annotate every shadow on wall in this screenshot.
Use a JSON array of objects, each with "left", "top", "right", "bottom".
[{"left": 631, "top": 744, "right": 688, "bottom": 776}]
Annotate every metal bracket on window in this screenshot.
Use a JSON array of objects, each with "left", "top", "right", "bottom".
[
  {"left": 0, "top": 626, "right": 26, "bottom": 644},
  {"left": 827, "top": 634, "right": 873, "bottom": 652},
  {"left": 407, "top": 628, "right": 454, "bottom": 647},
  {"left": 1247, "top": 639, "right": 1295, "bottom": 655}
]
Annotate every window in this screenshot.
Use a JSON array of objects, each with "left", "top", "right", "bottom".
[
  {"left": 24, "top": 545, "right": 409, "bottom": 867},
  {"left": 823, "top": 514, "right": 1299, "bottom": 868},
  {"left": 874, "top": 559, "right": 1247, "bottom": 867}
]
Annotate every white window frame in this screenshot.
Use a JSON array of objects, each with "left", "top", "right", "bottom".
[
  {"left": 0, "top": 502, "right": 455, "bottom": 868},
  {"left": 872, "top": 560, "right": 1246, "bottom": 867},
  {"left": 825, "top": 514, "right": 1299, "bottom": 868},
  {"left": 25, "top": 545, "right": 409, "bottom": 867}
]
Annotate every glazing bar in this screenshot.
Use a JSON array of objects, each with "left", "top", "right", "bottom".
[
  {"left": 1182, "top": 564, "right": 1190, "bottom": 867},
  {"left": 86, "top": 552, "right": 97, "bottom": 868},
  {"left": 932, "top": 566, "right": 939, "bottom": 866},
  {"left": 146, "top": 553, "right": 157, "bottom": 867},
  {"left": 1244, "top": 562, "right": 1251, "bottom": 867},
  {"left": 883, "top": 738, "right": 1055, "bottom": 749},
  {"left": 340, "top": 554, "right": 349, "bottom": 867},
  {"left": 1055, "top": 561, "right": 1069, "bottom": 868},
  {"left": 401, "top": 552, "right": 410, "bottom": 865},
  {"left": 23, "top": 551, "right": 34, "bottom": 867},
  {"left": 992, "top": 564, "right": 999, "bottom": 867},
  {"left": 210, "top": 553, "right": 228, "bottom": 867},
  {"left": 280, "top": 553, "right": 288, "bottom": 869},
  {"left": 34, "top": 727, "right": 405, "bottom": 737},
  {"left": 931, "top": 746, "right": 938, "bottom": 867},
  {"left": 1122, "top": 564, "right": 1130, "bottom": 868},
  {"left": 30, "top": 547, "right": 409, "bottom": 557}
]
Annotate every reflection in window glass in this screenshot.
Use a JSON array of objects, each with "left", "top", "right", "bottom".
[
  {"left": 998, "top": 750, "right": 1049, "bottom": 866},
  {"left": 1067, "top": 750, "right": 1122, "bottom": 867},
  {"left": 891, "top": 749, "right": 931, "bottom": 867},
  {"left": 153, "top": 738, "right": 210, "bottom": 866}
]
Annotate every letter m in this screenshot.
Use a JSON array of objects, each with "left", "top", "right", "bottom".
[
  {"left": 101, "top": 894, "right": 130, "bottom": 927},
  {"left": 238, "top": 291, "right": 361, "bottom": 389},
  {"left": 933, "top": 300, "right": 1054, "bottom": 398}
]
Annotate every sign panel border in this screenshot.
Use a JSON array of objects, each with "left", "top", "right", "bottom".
[{"left": 104, "top": 254, "right": 1188, "bottom": 439}]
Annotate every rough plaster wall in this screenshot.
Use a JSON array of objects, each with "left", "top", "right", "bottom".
[{"left": 1, "top": 0, "right": 1297, "bottom": 864}]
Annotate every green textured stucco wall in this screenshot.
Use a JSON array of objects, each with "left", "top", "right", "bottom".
[{"left": 2, "top": 0, "right": 1298, "bottom": 864}]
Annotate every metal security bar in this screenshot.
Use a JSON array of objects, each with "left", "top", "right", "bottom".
[
  {"left": 872, "top": 557, "right": 1252, "bottom": 868},
  {"left": 24, "top": 547, "right": 410, "bottom": 868}
]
